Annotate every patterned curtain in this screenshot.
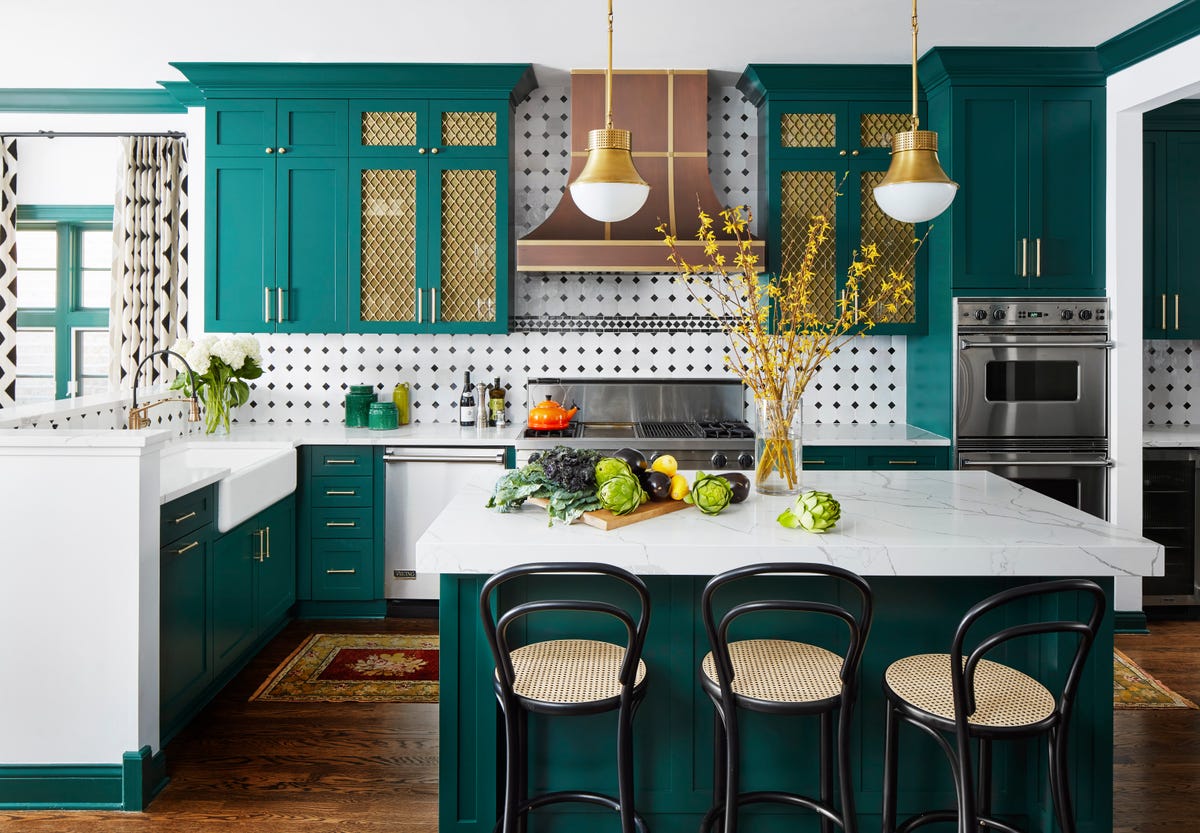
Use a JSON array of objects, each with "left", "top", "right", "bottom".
[
  {"left": 0, "top": 139, "right": 17, "bottom": 408},
  {"left": 109, "top": 136, "right": 189, "bottom": 389}
]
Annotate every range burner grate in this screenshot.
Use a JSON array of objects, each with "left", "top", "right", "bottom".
[
  {"left": 637, "top": 422, "right": 701, "bottom": 440},
  {"left": 696, "top": 421, "right": 755, "bottom": 440},
  {"left": 522, "top": 424, "right": 582, "bottom": 439}
]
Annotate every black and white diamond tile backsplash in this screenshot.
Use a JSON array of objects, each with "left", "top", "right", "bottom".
[
  {"left": 1145, "top": 339, "right": 1198, "bottom": 425},
  {"left": 7, "top": 399, "right": 200, "bottom": 434}
]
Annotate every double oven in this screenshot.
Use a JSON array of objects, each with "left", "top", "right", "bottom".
[{"left": 954, "top": 297, "right": 1112, "bottom": 520}]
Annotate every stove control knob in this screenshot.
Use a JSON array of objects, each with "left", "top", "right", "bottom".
[
  {"left": 737, "top": 452, "right": 755, "bottom": 470},
  {"left": 1061, "top": 309, "right": 1074, "bottom": 321},
  {"left": 710, "top": 452, "right": 728, "bottom": 469},
  {"left": 1079, "top": 309, "right": 1093, "bottom": 321},
  {"left": 974, "top": 309, "right": 989, "bottom": 321},
  {"left": 993, "top": 309, "right": 1007, "bottom": 321}
]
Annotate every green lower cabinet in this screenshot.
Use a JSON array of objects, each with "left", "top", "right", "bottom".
[
  {"left": 212, "top": 523, "right": 258, "bottom": 677},
  {"left": 159, "top": 535, "right": 212, "bottom": 733},
  {"left": 257, "top": 498, "right": 297, "bottom": 626},
  {"left": 802, "top": 445, "right": 950, "bottom": 471}
]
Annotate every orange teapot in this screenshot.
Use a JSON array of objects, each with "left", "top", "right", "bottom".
[{"left": 527, "top": 395, "right": 579, "bottom": 431}]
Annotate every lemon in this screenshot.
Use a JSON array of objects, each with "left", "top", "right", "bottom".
[
  {"left": 651, "top": 454, "right": 679, "bottom": 478},
  {"left": 669, "top": 473, "right": 690, "bottom": 501}
]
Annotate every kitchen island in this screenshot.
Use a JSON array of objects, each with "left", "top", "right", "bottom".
[{"left": 419, "top": 470, "right": 1160, "bottom": 833}]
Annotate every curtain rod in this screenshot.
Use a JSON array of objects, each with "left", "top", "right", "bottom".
[{"left": 1, "top": 130, "right": 185, "bottom": 139}]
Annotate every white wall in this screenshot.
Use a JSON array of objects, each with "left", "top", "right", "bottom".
[
  {"left": 1106, "top": 37, "right": 1200, "bottom": 611},
  {"left": 0, "top": 435, "right": 165, "bottom": 764}
]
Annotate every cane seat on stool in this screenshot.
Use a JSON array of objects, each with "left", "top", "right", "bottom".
[
  {"left": 881, "top": 579, "right": 1106, "bottom": 833},
  {"left": 480, "top": 563, "right": 651, "bottom": 833},
  {"left": 700, "top": 564, "right": 873, "bottom": 833}
]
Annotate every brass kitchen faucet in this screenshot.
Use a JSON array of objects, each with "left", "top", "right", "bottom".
[{"left": 127, "top": 348, "right": 202, "bottom": 430}]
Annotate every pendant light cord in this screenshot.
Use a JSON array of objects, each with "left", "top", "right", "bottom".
[
  {"left": 606, "top": 0, "right": 615, "bottom": 130},
  {"left": 911, "top": 0, "right": 920, "bottom": 131}
]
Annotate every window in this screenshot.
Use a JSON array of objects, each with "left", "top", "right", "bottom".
[{"left": 14, "top": 206, "right": 112, "bottom": 403}]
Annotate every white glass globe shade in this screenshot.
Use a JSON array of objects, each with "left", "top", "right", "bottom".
[
  {"left": 873, "top": 180, "right": 958, "bottom": 224},
  {"left": 569, "top": 180, "right": 650, "bottom": 223}
]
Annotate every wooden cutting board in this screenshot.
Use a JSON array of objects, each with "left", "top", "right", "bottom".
[{"left": 528, "top": 497, "right": 691, "bottom": 530}]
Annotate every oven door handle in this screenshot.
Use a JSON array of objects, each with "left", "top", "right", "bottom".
[
  {"left": 958, "top": 339, "right": 1115, "bottom": 350},
  {"left": 961, "top": 458, "right": 1114, "bottom": 468},
  {"left": 383, "top": 451, "right": 506, "bottom": 465}
]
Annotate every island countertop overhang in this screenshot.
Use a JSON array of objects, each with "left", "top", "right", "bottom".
[{"left": 416, "top": 470, "right": 1161, "bottom": 578}]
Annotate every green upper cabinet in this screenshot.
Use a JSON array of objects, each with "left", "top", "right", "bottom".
[
  {"left": 920, "top": 49, "right": 1106, "bottom": 296},
  {"left": 176, "top": 62, "right": 535, "bottom": 335},
  {"left": 739, "top": 66, "right": 927, "bottom": 335},
  {"left": 1143, "top": 111, "right": 1200, "bottom": 339}
]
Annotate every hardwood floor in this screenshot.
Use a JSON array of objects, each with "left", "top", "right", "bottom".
[{"left": 1, "top": 616, "right": 1196, "bottom": 831}]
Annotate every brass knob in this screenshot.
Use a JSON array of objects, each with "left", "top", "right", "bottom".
[
  {"left": 851, "top": 150, "right": 860, "bottom": 156},
  {"left": 430, "top": 147, "right": 439, "bottom": 154},
  {"left": 277, "top": 147, "right": 287, "bottom": 154},
  {"left": 839, "top": 150, "right": 847, "bottom": 157},
  {"left": 265, "top": 147, "right": 274, "bottom": 154},
  {"left": 418, "top": 147, "right": 426, "bottom": 154}
]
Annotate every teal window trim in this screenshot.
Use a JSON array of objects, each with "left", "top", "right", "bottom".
[
  {"left": 14, "top": 206, "right": 112, "bottom": 401},
  {"left": 0, "top": 88, "right": 186, "bottom": 114}
]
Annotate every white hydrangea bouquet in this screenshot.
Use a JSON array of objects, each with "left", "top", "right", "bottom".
[{"left": 169, "top": 335, "right": 264, "bottom": 434}]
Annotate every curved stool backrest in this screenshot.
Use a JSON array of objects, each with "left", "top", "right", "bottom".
[
  {"left": 701, "top": 563, "right": 873, "bottom": 701},
  {"left": 948, "top": 578, "right": 1106, "bottom": 729},
  {"left": 480, "top": 562, "right": 652, "bottom": 696}
]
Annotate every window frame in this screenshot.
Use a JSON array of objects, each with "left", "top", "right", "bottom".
[{"left": 14, "top": 205, "right": 113, "bottom": 401}]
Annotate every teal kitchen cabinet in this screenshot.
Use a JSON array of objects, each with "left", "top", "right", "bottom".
[
  {"left": 919, "top": 49, "right": 1106, "bottom": 296},
  {"left": 205, "top": 152, "right": 347, "bottom": 333},
  {"left": 206, "top": 99, "right": 348, "bottom": 158},
  {"left": 1144, "top": 123, "right": 1200, "bottom": 339},
  {"left": 802, "top": 445, "right": 950, "bottom": 471},
  {"left": 738, "top": 65, "right": 927, "bottom": 335},
  {"left": 296, "top": 445, "right": 386, "bottom": 616},
  {"left": 349, "top": 98, "right": 508, "bottom": 160},
  {"left": 256, "top": 497, "right": 297, "bottom": 627}
]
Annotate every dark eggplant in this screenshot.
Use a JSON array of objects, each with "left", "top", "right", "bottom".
[
  {"left": 716, "top": 472, "right": 751, "bottom": 503},
  {"left": 640, "top": 470, "right": 672, "bottom": 501},
  {"left": 613, "top": 447, "right": 648, "bottom": 472}
]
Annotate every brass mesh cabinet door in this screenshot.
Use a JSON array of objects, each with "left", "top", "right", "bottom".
[
  {"left": 429, "top": 102, "right": 507, "bottom": 159},
  {"left": 353, "top": 165, "right": 421, "bottom": 329},
  {"left": 351, "top": 101, "right": 426, "bottom": 157},
  {"left": 779, "top": 169, "right": 838, "bottom": 321},
  {"left": 859, "top": 169, "right": 916, "bottom": 325},
  {"left": 434, "top": 162, "right": 504, "bottom": 329}
]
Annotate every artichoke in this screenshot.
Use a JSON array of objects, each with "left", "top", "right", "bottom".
[
  {"left": 778, "top": 490, "right": 841, "bottom": 533},
  {"left": 598, "top": 472, "right": 646, "bottom": 515},
  {"left": 684, "top": 471, "right": 734, "bottom": 515},
  {"left": 595, "top": 456, "right": 633, "bottom": 485}
]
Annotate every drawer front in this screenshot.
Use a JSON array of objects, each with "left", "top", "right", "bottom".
[
  {"left": 311, "top": 539, "right": 374, "bottom": 600},
  {"left": 859, "top": 448, "right": 945, "bottom": 470},
  {"left": 311, "top": 506, "right": 373, "bottom": 538},
  {"left": 800, "top": 447, "right": 856, "bottom": 471},
  {"left": 160, "top": 486, "right": 215, "bottom": 545},
  {"left": 310, "top": 445, "right": 373, "bottom": 477},
  {"left": 311, "top": 476, "right": 374, "bottom": 508}
]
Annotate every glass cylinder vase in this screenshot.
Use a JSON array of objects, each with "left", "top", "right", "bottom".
[
  {"left": 202, "top": 379, "right": 233, "bottom": 435},
  {"left": 755, "top": 398, "right": 802, "bottom": 496}
]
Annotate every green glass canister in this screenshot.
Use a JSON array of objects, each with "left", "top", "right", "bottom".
[
  {"left": 392, "top": 383, "right": 410, "bottom": 426},
  {"left": 368, "top": 401, "right": 399, "bottom": 430},
  {"left": 344, "top": 392, "right": 375, "bottom": 427}
]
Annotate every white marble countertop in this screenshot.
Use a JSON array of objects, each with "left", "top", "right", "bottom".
[
  {"left": 416, "top": 470, "right": 1160, "bottom": 578},
  {"left": 172, "top": 422, "right": 524, "bottom": 447},
  {"left": 1143, "top": 425, "right": 1200, "bottom": 447},
  {"left": 799, "top": 423, "right": 949, "bottom": 446}
]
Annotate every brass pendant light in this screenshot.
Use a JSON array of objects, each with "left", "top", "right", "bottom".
[
  {"left": 873, "top": 0, "right": 958, "bottom": 224},
  {"left": 568, "top": 0, "right": 650, "bottom": 223}
]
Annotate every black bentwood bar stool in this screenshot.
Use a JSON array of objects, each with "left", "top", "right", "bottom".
[
  {"left": 699, "top": 563, "right": 874, "bottom": 833},
  {"left": 479, "top": 562, "right": 651, "bottom": 833},
  {"left": 881, "top": 579, "right": 1106, "bottom": 833}
]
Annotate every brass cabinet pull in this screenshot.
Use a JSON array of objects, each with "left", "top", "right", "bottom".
[
  {"left": 265, "top": 147, "right": 274, "bottom": 154},
  {"left": 1163, "top": 294, "right": 1168, "bottom": 330},
  {"left": 253, "top": 529, "right": 266, "bottom": 562},
  {"left": 277, "top": 287, "right": 287, "bottom": 322},
  {"left": 266, "top": 525, "right": 271, "bottom": 560},
  {"left": 172, "top": 511, "right": 197, "bottom": 524},
  {"left": 430, "top": 147, "right": 440, "bottom": 154},
  {"left": 264, "top": 287, "right": 274, "bottom": 323},
  {"left": 804, "top": 460, "right": 826, "bottom": 465},
  {"left": 1020, "top": 238, "right": 1028, "bottom": 278},
  {"left": 851, "top": 149, "right": 860, "bottom": 156},
  {"left": 888, "top": 460, "right": 919, "bottom": 465},
  {"left": 1176, "top": 294, "right": 1181, "bottom": 331},
  {"left": 326, "top": 569, "right": 357, "bottom": 575},
  {"left": 416, "top": 288, "right": 424, "bottom": 324},
  {"left": 277, "top": 147, "right": 287, "bottom": 154},
  {"left": 174, "top": 540, "right": 200, "bottom": 555},
  {"left": 853, "top": 291, "right": 859, "bottom": 324},
  {"left": 325, "top": 458, "right": 357, "bottom": 465},
  {"left": 417, "top": 147, "right": 426, "bottom": 154},
  {"left": 431, "top": 287, "right": 438, "bottom": 324},
  {"left": 325, "top": 521, "right": 357, "bottom": 528},
  {"left": 839, "top": 149, "right": 847, "bottom": 157},
  {"left": 325, "top": 489, "right": 357, "bottom": 496},
  {"left": 1035, "top": 237, "right": 1042, "bottom": 277}
]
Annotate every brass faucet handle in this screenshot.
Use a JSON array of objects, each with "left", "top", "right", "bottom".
[{"left": 188, "top": 400, "right": 202, "bottom": 422}]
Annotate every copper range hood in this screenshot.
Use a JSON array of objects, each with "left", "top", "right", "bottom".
[{"left": 517, "top": 69, "right": 764, "bottom": 272}]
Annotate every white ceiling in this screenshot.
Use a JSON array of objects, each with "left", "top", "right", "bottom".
[{"left": 3, "top": 0, "right": 1182, "bottom": 88}]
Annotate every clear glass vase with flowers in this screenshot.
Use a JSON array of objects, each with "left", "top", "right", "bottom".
[
  {"left": 169, "top": 335, "right": 264, "bottom": 434},
  {"left": 659, "top": 195, "right": 922, "bottom": 495}
]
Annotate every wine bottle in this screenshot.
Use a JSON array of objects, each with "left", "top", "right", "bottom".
[
  {"left": 488, "top": 377, "right": 506, "bottom": 427},
  {"left": 459, "top": 371, "right": 476, "bottom": 427}
]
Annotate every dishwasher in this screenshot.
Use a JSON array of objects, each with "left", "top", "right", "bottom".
[{"left": 383, "top": 445, "right": 508, "bottom": 601}]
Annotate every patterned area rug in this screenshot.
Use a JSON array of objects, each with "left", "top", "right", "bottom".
[
  {"left": 250, "top": 633, "right": 439, "bottom": 703},
  {"left": 1114, "top": 648, "right": 1197, "bottom": 709}
]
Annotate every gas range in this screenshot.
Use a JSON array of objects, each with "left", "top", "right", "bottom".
[{"left": 515, "top": 379, "right": 756, "bottom": 471}]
